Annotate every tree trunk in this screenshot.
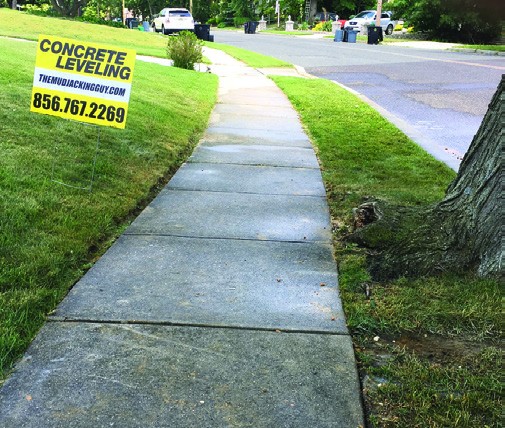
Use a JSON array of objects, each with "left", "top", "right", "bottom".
[
  {"left": 349, "top": 76, "right": 503, "bottom": 280},
  {"left": 50, "top": 0, "right": 84, "bottom": 17}
]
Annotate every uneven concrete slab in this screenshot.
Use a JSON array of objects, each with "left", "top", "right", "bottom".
[
  {"left": 0, "top": 323, "right": 363, "bottom": 428},
  {"left": 213, "top": 103, "right": 299, "bottom": 119},
  {"left": 208, "top": 111, "right": 306, "bottom": 135},
  {"left": 199, "top": 128, "right": 312, "bottom": 148},
  {"left": 218, "top": 89, "right": 294, "bottom": 107},
  {"left": 53, "top": 235, "right": 345, "bottom": 332},
  {"left": 167, "top": 163, "right": 326, "bottom": 196},
  {"left": 190, "top": 143, "right": 317, "bottom": 166},
  {"left": 125, "top": 190, "right": 332, "bottom": 242}
]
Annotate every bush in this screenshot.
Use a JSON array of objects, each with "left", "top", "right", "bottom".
[
  {"left": 391, "top": 0, "right": 502, "bottom": 43},
  {"left": 312, "top": 20, "right": 332, "bottom": 32},
  {"left": 217, "top": 22, "right": 227, "bottom": 28},
  {"left": 298, "top": 21, "right": 309, "bottom": 31},
  {"left": 166, "top": 31, "right": 203, "bottom": 70},
  {"left": 233, "top": 16, "right": 249, "bottom": 27},
  {"left": 24, "top": 4, "right": 59, "bottom": 17}
]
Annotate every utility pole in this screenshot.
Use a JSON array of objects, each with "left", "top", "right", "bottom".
[
  {"left": 276, "top": 0, "right": 280, "bottom": 27},
  {"left": 376, "top": 0, "right": 382, "bottom": 26},
  {"left": 189, "top": 0, "right": 192, "bottom": 14}
]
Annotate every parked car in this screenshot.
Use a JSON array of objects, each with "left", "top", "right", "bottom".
[
  {"left": 344, "top": 10, "right": 395, "bottom": 35},
  {"left": 152, "top": 8, "right": 194, "bottom": 35},
  {"left": 313, "top": 11, "right": 337, "bottom": 22}
]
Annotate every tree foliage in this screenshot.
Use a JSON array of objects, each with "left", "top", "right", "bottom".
[{"left": 390, "top": 0, "right": 503, "bottom": 43}]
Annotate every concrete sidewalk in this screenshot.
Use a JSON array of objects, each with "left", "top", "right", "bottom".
[{"left": 0, "top": 48, "right": 364, "bottom": 427}]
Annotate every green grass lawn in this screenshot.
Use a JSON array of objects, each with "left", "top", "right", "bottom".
[
  {"left": 460, "top": 44, "right": 505, "bottom": 52},
  {"left": 204, "top": 41, "right": 293, "bottom": 68},
  {"left": 0, "top": 35, "right": 217, "bottom": 380},
  {"left": 0, "top": 8, "right": 168, "bottom": 57},
  {"left": 1, "top": 11, "right": 502, "bottom": 426},
  {"left": 271, "top": 76, "right": 502, "bottom": 427}
]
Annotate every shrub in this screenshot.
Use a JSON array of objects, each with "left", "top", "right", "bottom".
[
  {"left": 233, "top": 16, "right": 249, "bottom": 27},
  {"left": 166, "top": 31, "right": 203, "bottom": 70},
  {"left": 391, "top": 0, "right": 502, "bottom": 43},
  {"left": 24, "top": 4, "right": 59, "bottom": 17},
  {"left": 312, "top": 21, "right": 332, "bottom": 32},
  {"left": 298, "top": 21, "right": 309, "bottom": 31}
]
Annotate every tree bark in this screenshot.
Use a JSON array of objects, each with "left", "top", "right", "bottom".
[
  {"left": 349, "top": 76, "right": 503, "bottom": 280},
  {"left": 50, "top": 0, "right": 85, "bottom": 17}
]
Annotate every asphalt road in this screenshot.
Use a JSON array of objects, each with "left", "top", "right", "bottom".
[{"left": 213, "top": 30, "right": 505, "bottom": 171}]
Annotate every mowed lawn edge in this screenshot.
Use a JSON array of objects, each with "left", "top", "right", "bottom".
[
  {"left": 271, "top": 76, "right": 501, "bottom": 426},
  {"left": 0, "top": 36, "right": 217, "bottom": 380}
]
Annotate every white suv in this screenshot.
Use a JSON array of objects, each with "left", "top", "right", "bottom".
[
  {"left": 152, "top": 8, "right": 195, "bottom": 35},
  {"left": 344, "top": 10, "right": 395, "bottom": 35}
]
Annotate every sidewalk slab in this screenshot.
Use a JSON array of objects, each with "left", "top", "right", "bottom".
[
  {"left": 199, "top": 128, "right": 313, "bottom": 148},
  {"left": 0, "top": 323, "right": 363, "bottom": 428},
  {"left": 167, "top": 163, "right": 326, "bottom": 196},
  {"left": 218, "top": 89, "right": 294, "bottom": 107},
  {"left": 125, "top": 190, "right": 332, "bottom": 242},
  {"left": 213, "top": 103, "right": 300, "bottom": 119},
  {"left": 208, "top": 110, "right": 306, "bottom": 135},
  {"left": 53, "top": 235, "right": 345, "bottom": 332},
  {"left": 190, "top": 143, "right": 317, "bottom": 166}
]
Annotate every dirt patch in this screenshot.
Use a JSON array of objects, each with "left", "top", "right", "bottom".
[
  {"left": 358, "top": 333, "right": 499, "bottom": 366},
  {"left": 393, "top": 334, "right": 492, "bottom": 363}
]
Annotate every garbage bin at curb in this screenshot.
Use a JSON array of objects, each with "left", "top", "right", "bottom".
[
  {"left": 346, "top": 29, "right": 358, "bottom": 43},
  {"left": 245, "top": 21, "right": 258, "bottom": 34},
  {"left": 334, "top": 30, "right": 344, "bottom": 42},
  {"left": 367, "top": 26, "right": 383, "bottom": 44},
  {"left": 142, "top": 21, "right": 150, "bottom": 32},
  {"left": 194, "top": 24, "right": 211, "bottom": 41},
  {"left": 126, "top": 18, "right": 138, "bottom": 29}
]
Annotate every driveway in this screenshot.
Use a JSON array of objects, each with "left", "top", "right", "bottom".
[{"left": 213, "top": 30, "right": 505, "bottom": 171}]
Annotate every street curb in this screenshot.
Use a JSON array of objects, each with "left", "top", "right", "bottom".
[
  {"left": 292, "top": 64, "right": 460, "bottom": 172},
  {"left": 448, "top": 48, "right": 505, "bottom": 56}
]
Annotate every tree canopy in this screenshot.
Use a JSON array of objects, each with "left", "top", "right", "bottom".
[
  {"left": 390, "top": 0, "right": 503, "bottom": 43},
  {"left": 10, "top": 0, "right": 502, "bottom": 42}
]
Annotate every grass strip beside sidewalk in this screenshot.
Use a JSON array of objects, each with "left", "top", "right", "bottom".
[
  {"left": 272, "top": 76, "right": 502, "bottom": 427},
  {"left": 0, "top": 37, "right": 217, "bottom": 380}
]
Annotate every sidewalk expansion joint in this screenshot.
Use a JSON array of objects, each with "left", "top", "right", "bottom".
[
  {"left": 185, "top": 162, "right": 319, "bottom": 171},
  {"left": 166, "top": 186, "right": 327, "bottom": 199},
  {"left": 121, "top": 232, "right": 332, "bottom": 245},
  {"left": 186, "top": 160, "right": 321, "bottom": 169},
  {"left": 47, "top": 317, "right": 350, "bottom": 336}
]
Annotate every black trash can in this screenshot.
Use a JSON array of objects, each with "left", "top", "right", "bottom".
[
  {"left": 367, "top": 26, "right": 383, "bottom": 44},
  {"left": 194, "top": 24, "right": 211, "bottom": 41},
  {"left": 244, "top": 22, "right": 249, "bottom": 33},
  {"left": 343, "top": 29, "right": 348, "bottom": 42},
  {"left": 248, "top": 21, "right": 258, "bottom": 34}
]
